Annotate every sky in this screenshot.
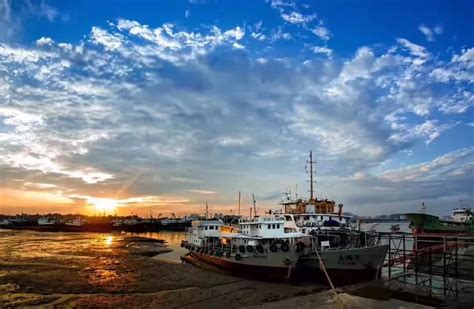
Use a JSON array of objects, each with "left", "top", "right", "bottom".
[{"left": 0, "top": 0, "right": 473, "bottom": 217}]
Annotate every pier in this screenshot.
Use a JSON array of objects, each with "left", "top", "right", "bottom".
[{"left": 379, "top": 232, "right": 474, "bottom": 305}]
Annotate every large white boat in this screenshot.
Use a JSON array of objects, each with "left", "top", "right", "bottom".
[
  {"left": 182, "top": 216, "right": 311, "bottom": 281},
  {"left": 181, "top": 214, "right": 388, "bottom": 284},
  {"left": 181, "top": 151, "right": 389, "bottom": 284}
]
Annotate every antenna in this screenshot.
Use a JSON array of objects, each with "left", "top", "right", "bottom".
[
  {"left": 306, "top": 150, "right": 317, "bottom": 200},
  {"left": 421, "top": 202, "right": 426, "bottom": 214},
  {"left": 249, "top": 207, "right": 252, "bottom": 218},
  {"left": 295, "top": 184, "right": 298, "bottom": 200},
  {"left": 238, "top": 191, "right": 241, "bottom": 217},
  {"left": 252, "top": 193, "right": 257, "bottom": 216},
  {"left": 205, "top": 201, "right": 209, "bottom": 219}
]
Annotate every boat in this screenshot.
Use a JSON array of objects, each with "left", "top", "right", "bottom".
[
  {"left": 181, "top": 215, "right": 388, "bottom": 284},
  {"left": 406, "top": 207, "right": 473, "bottom": 235},
  {"left": 406, "top": 205, "right": 473, "bottom": 250},
  {"left": 0, "top": 218, "right": 13, "bottom": 226},
  {"left": 297, "top": 229, "right": 389, "bottom": 285},
  {"left": 181, "top": 151, "right": 389, "bottom": 285},
  {"left": 181, "top": 216, "right": 310, "bottom": 281},
  {"left": 65, "top": 217, "right": 86, "bottom": 227},
  {"left": 38, "top": 217, "right": 59, "bottom": 225}
]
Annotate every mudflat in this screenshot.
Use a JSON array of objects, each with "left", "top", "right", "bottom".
[{"left": 0, "top": 230, "right": 331, "bottom": 308}]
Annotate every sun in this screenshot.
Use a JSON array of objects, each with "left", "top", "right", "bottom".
[{"left": 88, "top": 197, "right": 117, "bottom": 213}]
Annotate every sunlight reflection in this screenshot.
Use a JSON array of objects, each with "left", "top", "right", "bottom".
[{"left": 104, "top": 235, "right": 113, "bottom": 247}]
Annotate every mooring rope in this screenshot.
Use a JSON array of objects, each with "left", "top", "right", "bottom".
[{"left": 314, "top": 246, "right": 344, "bottom": 308}]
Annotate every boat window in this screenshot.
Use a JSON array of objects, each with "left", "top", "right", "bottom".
[{"left": 205, "top": 226, "right": 208, "bottom": 230}]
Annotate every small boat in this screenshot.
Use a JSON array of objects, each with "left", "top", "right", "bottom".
[
  {"left": 65, "top": 218, "right": 86, "bottom": 227},
  {"left": 390, "top": 224, "right": 400, "bottom": 232},
  {"left": 0, "top": 218, "right": 13, "bottom": 226},
  {"left": 38, "top": 217, "right": 59, "bottom": 225}
]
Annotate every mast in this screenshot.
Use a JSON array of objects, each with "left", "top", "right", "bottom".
[
  {"left": 238, "top": 191, "right": 241, "bottom": 217},
  {"left": 252, "top": 193, "right": 257, "bottom": 217},
  {"left": 307, "top": 150, "right": 316, "bottom": 200},
  {"left": 205, "top": 201, "right": 209, "bottom": 219}
]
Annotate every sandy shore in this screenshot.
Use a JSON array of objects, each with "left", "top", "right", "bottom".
[{"left": 0, "top": 231, "right": 445, "bottom": 308}]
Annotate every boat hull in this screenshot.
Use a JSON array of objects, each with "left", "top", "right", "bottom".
[
  {"left": 184, "top": 252, "right": 296, "bottom": 281},
  {"left": 298, "top": 245, "right": 389, "bottom": 285}
]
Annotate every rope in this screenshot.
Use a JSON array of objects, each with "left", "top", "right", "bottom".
[{"left": 314, "top": 245, "right": 344, "bottom": 308}]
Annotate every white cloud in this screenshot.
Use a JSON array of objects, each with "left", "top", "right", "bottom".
[
  {"left": 90, "top": 27, "right": 124, "bottom": 51},
  {"left": 396, "top": 38, "right": 430, "bottom": 65},
  {"left": 418, "top": 24, "right": 443, "bottom": 42},
  {"left": 312, "top": 26, "right": 331, "bottom": 40},
  {"left": 311, "top": 46, "right": 332, "bottom": 57},
  {"left": 281, "top": 12, "right": 316, "bottom": 25},
  {"left": 381, "top": 147, "right": 473, "bottom": 182},
  {"left": 36, "top": 36, "right": 54, "bottom": 47},
  {"left": 188, "top": 189, "right": 216, "bottom": 194}
]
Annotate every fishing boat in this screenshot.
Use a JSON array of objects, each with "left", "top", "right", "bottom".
[
  {"left": 181, "top": 216, "right": 310, "bottom": 281},
  {"left": 297, "top": 229, "right": 389, "bottom": 285},
  {"left": 181, "top": 151, "right": 389, "bottom": 285},
  {"left": 38, "top": 217, "right": 60, "bottom": 225},
  {"left": 65, "top": 217, "right": 86, "bottom": 227}
]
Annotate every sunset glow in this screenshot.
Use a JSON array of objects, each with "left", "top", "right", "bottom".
[{"left": 88, "top": 198, "right": 118, "bottom": 214}]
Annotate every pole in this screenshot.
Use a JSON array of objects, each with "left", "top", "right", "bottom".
[
  {"left": 205, "top": 201, "right": 208, "bottom": 219},
  {"left": 307, "top": 151, "right": 316, "bottom": 200},
  {"left": 252, "top": 193, "right": 257, "bottom": 217},
  {"left": 249, "top": 208, "right": 252, "bottom": 219},
  {"left": 238, "top": 191, "right": 241, "bottom": 217}
]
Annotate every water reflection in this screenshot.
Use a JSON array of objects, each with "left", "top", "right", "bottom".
[{"left": 104, "top": 235, "right": 114, "bottom": 247}]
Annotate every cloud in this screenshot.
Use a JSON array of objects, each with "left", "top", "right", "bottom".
[
  {"left": 312, "top": 26, "right": 331, "bottom": 41},
  {"left": 418, "top": 24, "right": 443, "bottom": 42},
  {"left": 0, "top": 17, "right": 472, "bottom": 216},
  {"left": 188, "top": 189, "right": 216, "bottom": 194},
  {"left": 0, "top": 0, "right": 59, "bottom": 42},
  {"left": 281, "top": 11, "right": 316, "bottom": 25},
  {"left": 380, "top": 147, "right": 474, "bottom": 182},
  {"left": 311, "top": 46, "right": 332, "bottom": 57}
]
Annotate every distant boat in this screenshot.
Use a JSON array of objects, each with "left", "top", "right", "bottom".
[
  {"left": 390, "top": 224, "right": 400, "bottom": 232},
  {"left": 406, "top": 207, "right": 473, "bottom": 235},
  {"left": 0, "top": 218, "right": 13, "bottom": 226},
  {"left": 38, "top": 217, "right": 59, "bottom": 225},
  {"left": 65, "top": 218, "right": 86, "bottom": 227}
]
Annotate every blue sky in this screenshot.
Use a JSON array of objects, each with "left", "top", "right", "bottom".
[{"left": 0, "top": 0, "right": 473, "bottom": 216}]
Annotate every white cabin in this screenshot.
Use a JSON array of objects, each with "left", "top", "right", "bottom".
[{"left": 452, "top": 208, "right": 472, "bottom": 222}]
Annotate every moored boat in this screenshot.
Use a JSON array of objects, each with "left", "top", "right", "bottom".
[
  {"left": 406, "top": 206, "right": 473, "bottom": 250},
  {"left": 181, "top": 217, "right": 310, "bottom": 281}
]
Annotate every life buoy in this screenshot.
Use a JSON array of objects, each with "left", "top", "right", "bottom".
[
  {"left": 256, "top": 244, "right": 264, "bottom": 254},
  {"left": 246, "top": 245, "right": 254, "bottom": 253},
  {"left": 283, "top": 258, "right": 292, "bottom": 266},
  {"left": 269, "top": 244, "right": 278, "bottom": 252},
  {"left": 180, "top": 241, "right": 185, "bottom": 248},
  {"left": 225, "top": 251, "right": 231, "bottom": 258},
  {"left": 280, "top": 243, "right": 289, "bottom": 252},
  {"left": 239, "top": 245, "right": 246, "bottom": 253},
  {"left": 235, "top": 253, "right": 242, "bottom": 261},
  {"left": 295, "top": 242, "right": 306, "bottom": 252}
]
